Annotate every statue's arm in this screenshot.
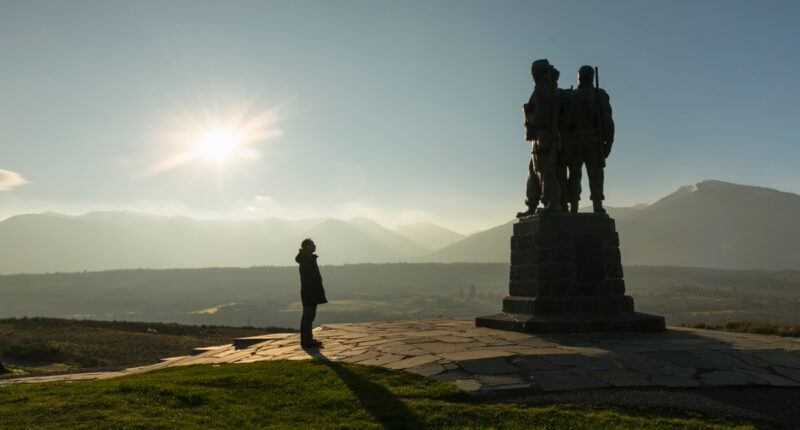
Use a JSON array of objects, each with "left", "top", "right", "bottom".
[
  {"left": 601, "top": 91, "right": 615, "bottom": 156},
  {"left": 528, "top": 90, "right": 550, "bottom": 128}
]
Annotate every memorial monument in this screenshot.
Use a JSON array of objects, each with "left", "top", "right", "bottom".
[{"left": 476, "top": 60, "right": 665, "bottom": 333}]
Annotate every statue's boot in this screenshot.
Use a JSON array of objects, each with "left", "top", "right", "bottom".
[
  {"left": 569, "top": 200, "right": 579, "bottom": 213},
  {"left": 539, "top": 201, "right": 562, "bottom": 213},
  {"left": 516, "top": 207, "right": 537, "bottom": 218},
  {"left": 592, "top": 201, "right": 606, "bottom": 214}
]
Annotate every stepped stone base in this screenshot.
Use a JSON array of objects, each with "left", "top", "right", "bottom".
[
  {"left": 477, "top": 212, "right": 665, "bottom": 333},
  {"left": 476, "top": 311, "right": 665, "bottom": 333},
  {"left": 503, "top": 295, "right": 634, "bottom": 314}
]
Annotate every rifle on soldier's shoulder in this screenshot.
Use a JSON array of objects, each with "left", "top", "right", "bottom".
[
  {"left": 594, "top": 66, "right": 607, "bottom": 157},
  {"left": 549, "top": 67, "right": 560, "bottom": 152}
]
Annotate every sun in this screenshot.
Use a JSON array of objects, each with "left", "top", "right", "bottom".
[
  {"left": 144, "top": 104, "right": 283, "bottom": 178},
  {"left": 198, "top": 128, "right": 241, "bottom": 164}
]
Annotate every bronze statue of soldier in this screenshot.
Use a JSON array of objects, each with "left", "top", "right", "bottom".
[
  {"left": 517, "top": 59, "right": 562, "bottom": 217},
  {"left": 479, "top": 61, "right": 666, "bottom": 334},
  {"left": 563, "top": 65, "right": 615, "bottom": 213}
]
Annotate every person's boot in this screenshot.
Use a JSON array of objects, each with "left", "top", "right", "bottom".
[
  {"left": 302, "top": 339, "right": 323, "bottom": 348},
  {"left": 592, "top": 201, "right": 606, "bottom": 214}
]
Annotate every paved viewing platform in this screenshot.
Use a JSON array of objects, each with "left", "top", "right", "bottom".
[
  {"left": 2, "top": 317, "right": 800, "bottom": 393},
  {"left": 218, "top": 318, "right": 800, "bottom": 392}
]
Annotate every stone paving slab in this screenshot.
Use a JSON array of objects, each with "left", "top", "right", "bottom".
[
  {"left": 533, "top": 373, "right": 607, "bottom": 391},
  {"left": 457, "top": 357, "right": 522, "bottom": 375},
  {"left": 651, "top": 375, "right": 702, "bottom": 387},
  {"left": 2, "top": 317, "right": 800, "bottom": 395},
  {"left": 589, "top": 369, "right": 654, "bottom": 387}
]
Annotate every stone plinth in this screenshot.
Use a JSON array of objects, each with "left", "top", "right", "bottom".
[{"left": 476, "top": 213, "right": 664, "bottom": 333}]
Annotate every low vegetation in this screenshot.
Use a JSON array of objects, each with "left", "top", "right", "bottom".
[
  {"left": 681, "top": 321, "right": 800, "bottom": 338},
  {"left": 0, "top": 317, "right": 295, "bottom": 372},
  {"left": 0, "top": 360, "right": 759, "bottom": 429}
]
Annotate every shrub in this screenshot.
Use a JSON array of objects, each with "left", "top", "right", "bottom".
[{"left": 4, "top": 343, "right": 67, "bottom": 363}]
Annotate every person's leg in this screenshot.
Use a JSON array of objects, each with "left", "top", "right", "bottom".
[
  {"left": 306, "top": 304, "right": 317, "bottom": 339},
  {"left": 300, "top": 305, "right": 313, "bottom": 344},
  {"left": 301, "top": 304, "right": 318, "bottom": 345}
]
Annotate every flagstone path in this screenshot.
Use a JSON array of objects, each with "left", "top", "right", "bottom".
[{"left": 3, "top": 317, "right": 800, "bottom": 394}]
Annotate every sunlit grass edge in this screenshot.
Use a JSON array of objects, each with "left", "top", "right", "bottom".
[{"left": 0, "top": 360, "right": 761, "bottom": 429}]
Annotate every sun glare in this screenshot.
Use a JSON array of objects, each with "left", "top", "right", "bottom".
[
  {"left": 144, "top": 104, "right": 283, "bottom": 177},
  {"left": 198, "top": 128, "right": 241, "bottom": 163}
]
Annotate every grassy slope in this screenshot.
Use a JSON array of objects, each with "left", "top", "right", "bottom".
[
  {"left": 0, "top": 361, "right": 759, "bottom": 429},
  {"left": 0, "top": 318, "right": 295, "bottom": 370},
  {"left": 680, "top": 321, "right": 800, "bottom": 338}
]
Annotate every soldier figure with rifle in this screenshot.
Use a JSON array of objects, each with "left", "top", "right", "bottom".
[
  {"left": 562, "top": 65, "right": 615, "bottom": 213},
  {"left": 517, "top": 59, "right": 563, "bottom": 217}
]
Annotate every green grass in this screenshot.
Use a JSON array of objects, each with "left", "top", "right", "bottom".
[
  {"left": 0, "top": 360, "right": 760, "bottom": 429},
  {"left": 681, "top": 321, "right": 800, "bottom": 338}
]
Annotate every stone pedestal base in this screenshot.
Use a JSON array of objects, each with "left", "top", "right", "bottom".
[{"left": 476, "top": 213, "right": 665, "bottom": 333}]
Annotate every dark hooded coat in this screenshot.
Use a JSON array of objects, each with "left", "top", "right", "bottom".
[{"left": 295, "top": 251, "right": 328, "bottom": 306}]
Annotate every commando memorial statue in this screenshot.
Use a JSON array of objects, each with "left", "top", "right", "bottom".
[
  {"left": 477, "top": 59, "right": 665, "bottom": 333},
  {"left": 517, "top": 59, "right": 562, "bottom": 216}
]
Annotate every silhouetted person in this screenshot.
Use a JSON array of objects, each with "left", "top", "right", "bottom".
[{"left": 295, "top": 238, "right": 327, "bottom": 348}]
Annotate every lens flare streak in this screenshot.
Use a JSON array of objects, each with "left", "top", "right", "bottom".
[{"left": 143, "top": 105, "right": 283, "bottom": 177}]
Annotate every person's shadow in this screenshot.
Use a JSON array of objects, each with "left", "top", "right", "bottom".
[{"left": 309, "top": 350, "right": 425, "bottom": 429}]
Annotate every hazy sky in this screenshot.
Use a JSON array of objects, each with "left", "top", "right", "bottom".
[{"left": 1, "top": 0, "right": 798, "bottom": 232}]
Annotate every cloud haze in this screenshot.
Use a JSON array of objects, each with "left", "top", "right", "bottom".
[
  {"left": 231, "top": 195, "right": 457, "bottom": 231},
  {"left": 0, "top": 169, "right": 29, "bottom": 191}
]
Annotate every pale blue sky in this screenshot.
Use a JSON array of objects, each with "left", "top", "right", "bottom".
[{"left": 1, "top": 0, "right": 798, "bottom": 232}]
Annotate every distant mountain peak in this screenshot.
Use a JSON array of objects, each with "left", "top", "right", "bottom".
[
  {"left": 393, "top": 221, "right": 466, "bottom": 252},
  {"left": 348, "top": 217, "right": 383, "bottom": 227},
  {"left": 40, "top": 211, "right": 72, "bottom": 217},
  {"left": 395, "top": 221, "right": 439, "bottom": 228},
  {"left": 647, "top": 179, "right": 774, "bottom": 211}
]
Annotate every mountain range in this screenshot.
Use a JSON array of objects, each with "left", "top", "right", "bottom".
[
  {"left": 426, "top": 180, "right": 800, "bottom": 270},
  {"left": 0, "top": 180, "right": 797, "bottom": 273}
]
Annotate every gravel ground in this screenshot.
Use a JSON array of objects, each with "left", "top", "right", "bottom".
[{"left": 499, "top": 387, "right": 800, "bottom": 428}]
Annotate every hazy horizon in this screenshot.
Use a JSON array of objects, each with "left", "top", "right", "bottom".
[
  {"left": 2, "top": 178, "right": 798, "bottom": 274},
  {"left": 2, "top": 177, "right": 797, "bottom": 235}
]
